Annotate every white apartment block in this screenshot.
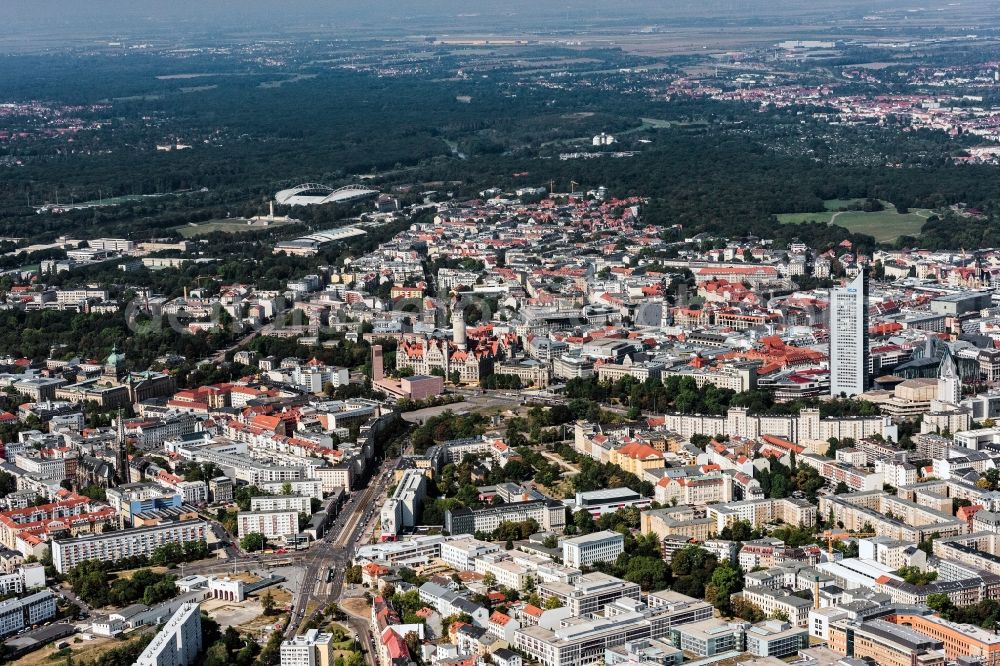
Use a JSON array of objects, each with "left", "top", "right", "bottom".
[
  {"left": 859, "top": 537, "right": 927, "bottom": 570},
  {"left": 135, "top": 602, "right": 202, "bottom": 666},
  {"left": 707, "top": 497, "right": 817, "bottom": 533},
  {"left": 250, "top": 495, "right": 312, "bottom": 514},
  {"left": 738, "top": 588, "right": 812, "bottom": 627},
  {"left": 819, "top": 492, "right": 966, "bottom": 543},
  {"left": 51, "top": 521, "right": 209, "bottom": 574},
  {"left": 293, "top": 365, "right": 349, "bottom": 393},
  {"left": 0, "top": 563, "right": 44, "bottom": 597},
  {"left": 316, "top": 467, "right": 352, "bottom": 493},
  {"left": 261, "top": 479, "right": 324, "bottom": 500},
  {"left": 875, "top": 459, "right": 918, "bottom": 488},
  {"left": 441, "top": 437, "right": 495, "bottom": 465},
  {"left": 174, "top": 480, "right": 209, "bottom": 504},
  {"left": 444, "top": 500, "right": 567, "bottom": 535},
  {"left": 19, "top": 562, "right": 45, "bottom": 590},
  {"left": 280, "top": 628, "right": 334, "bottom": 666},
  {"left": 440, "top": 537, "right": 501, "bottom": 571},
  {"left": 13, "top": 454, "right": 65, "bottom": 478},
  {"left": 474, "top": 554, "right": 536, "bottom": 591},
  {"left": 0, "top": 590, "right": 57, "bottom": 638},
  {"left": 55, "top": 288, "right": 110, "bottom": 304},
  {"left": 380, "top": 499, "right": 403, "bottom": 539},
  {"left": 238, "top": 510, "right": 299, "bottom": 539},
  {"left": 562, "top": 531, "right": 625, "bottom": 568},
  {"left": 657, "top": 406, "right": 891, "bottom": 454}
]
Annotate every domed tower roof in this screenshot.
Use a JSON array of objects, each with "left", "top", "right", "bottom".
[
  {"left": 105, "top": 344, "right": 126, "bottom": 367},
  {"left": 104, "top": 344, "right": 127, "bottom": 380}
]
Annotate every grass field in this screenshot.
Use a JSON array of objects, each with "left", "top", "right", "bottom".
[
  {"left": 16, "top": 631, "right": 152, "bottom": 666},
  {"left": 174, "top": 217, "right": 297, "bottom": 238},
  {"left": 777, "top": 199, "right": 934, "bottom": 242},
  {"left": 639, "top": 117, "right": 709, "bottom": 129}
]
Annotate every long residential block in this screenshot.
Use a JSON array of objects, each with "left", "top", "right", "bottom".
[
  {"left": 819, "top": 491, "right": 966, "bottom": 542},
  {"left": 249, "top": 494, "right": 312, "bottom": 514},
  {"left": 51, "top": 520, "right": 209, "bottom": 573},
  {"left": 237, "top": 510, "right": 298, "bottom": 539},
  {"left": 444, "top": 499, "right": 567, "bottom": 535}
]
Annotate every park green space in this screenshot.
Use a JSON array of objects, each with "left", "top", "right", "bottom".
[
  {"left": 777, "top": 198, "right": 934, "bottom": 242},
  {"left": 173, "top": 218, "right": 298, "bottom": 238}
]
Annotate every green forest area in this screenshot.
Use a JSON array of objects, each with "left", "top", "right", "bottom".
[{"left": 0, "top": 46, "right": 998, "bottom": 251}]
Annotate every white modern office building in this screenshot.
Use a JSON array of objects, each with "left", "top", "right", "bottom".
[
  {"left": 539, "top": 573, "right": 642, "bottom": 617},
  {"left": 562, "top": 531, "right": 625, "bottom": 568},
  {"left": 514, "top": 595, "right": 710, "bottom": 666},
  {"left": 380, "top": 469, "right": 427, "bottom": 539}
]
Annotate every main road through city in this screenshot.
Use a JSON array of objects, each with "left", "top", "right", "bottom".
[
  {"left": 176, "top": 454, "right": 398, "bottom": 663},
  {"left": 280, "top": 455, "right": 400, "bottom": 663}
]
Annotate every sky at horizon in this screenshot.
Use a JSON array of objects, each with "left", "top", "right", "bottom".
[{"left": 4, "top": 0, "right": 962, "bottom": 40}]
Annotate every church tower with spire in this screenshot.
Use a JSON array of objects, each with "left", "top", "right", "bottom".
[{"left": 114, "top": 407, "right": 129, "bottom": 485}]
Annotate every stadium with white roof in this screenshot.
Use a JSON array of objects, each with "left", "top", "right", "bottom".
[{"left": 274, "top": 183, "right": 379, "bottom": 206}]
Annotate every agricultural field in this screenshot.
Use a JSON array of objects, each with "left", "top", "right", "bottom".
[{"left": 777, "top": 199, "right": 935, "bottom": 242}]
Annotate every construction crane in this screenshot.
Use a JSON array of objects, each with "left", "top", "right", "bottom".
[
  {"left": 820, "top": 530, "right": 875, "bottom": 554},
  {"left": 570, "top": 180, "right": 579, "bottom": 194}
]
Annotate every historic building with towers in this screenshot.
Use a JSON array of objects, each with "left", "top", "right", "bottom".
[
  {"left": 55, "top": 347, "right": 176, "bottom": 409},
  {"left": 394, "top": 309, "right": 510, "bottom": 383}
]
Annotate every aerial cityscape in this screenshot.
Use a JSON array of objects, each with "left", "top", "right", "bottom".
[{"left": 7, "top": 1, "right": 1000, "bottom": 665}]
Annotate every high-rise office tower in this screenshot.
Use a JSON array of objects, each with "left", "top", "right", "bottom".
[{"left": 829, "top": 270, "right": 869, "bottom": 397}]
